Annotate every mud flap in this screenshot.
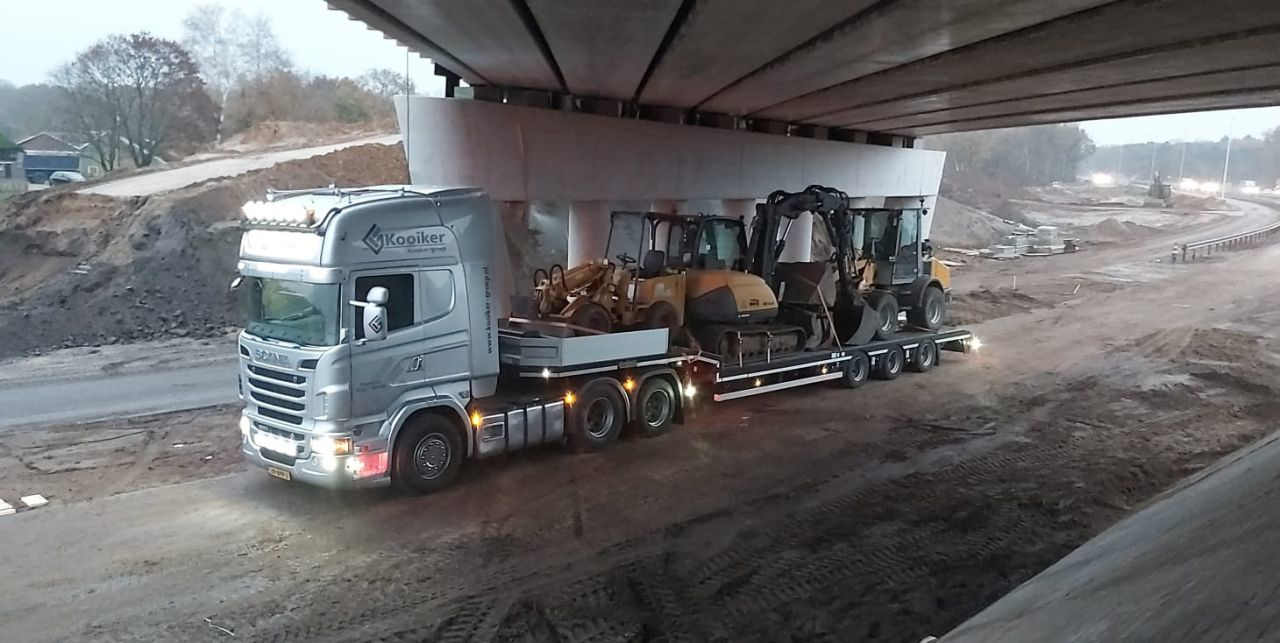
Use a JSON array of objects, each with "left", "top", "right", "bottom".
[{"left": 834, "top": 301, "right": 879, "bottom": 346}]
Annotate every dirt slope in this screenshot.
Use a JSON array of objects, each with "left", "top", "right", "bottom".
[{"left": 0, "top": 143, "right": 407, "bottom": 358}]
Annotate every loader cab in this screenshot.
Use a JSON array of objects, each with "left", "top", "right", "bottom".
[
  {"left": 606, "top": 211, "right": 749, "bottom": 276},
  {"left": 855, "top": 208, "right": 926, "bottom": 287}
]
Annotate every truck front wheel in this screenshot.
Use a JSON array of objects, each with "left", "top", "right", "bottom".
[
  {"left": 393, "top": 414, "right": 464, "bottom": 493},
  {"left": 568, "top": 381, "right": 625, "bottom": 451}
]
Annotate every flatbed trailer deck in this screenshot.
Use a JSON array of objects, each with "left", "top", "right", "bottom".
[{"left": 469, "top": 322, "right": 976, "bottom": 459}]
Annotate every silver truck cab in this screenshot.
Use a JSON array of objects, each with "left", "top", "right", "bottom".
[{"left": 235, "top": 186, "right": 500, "bottom": 489}]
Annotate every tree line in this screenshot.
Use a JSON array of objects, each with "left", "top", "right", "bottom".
[
  {"left": 926, "top": 124, "right": 1096, "bottom": 189},
  {"left": 1084, "top": 130, "right": 1280, "bottom": 188},
  {"left": 0, "top": 3, "right": 413, "bottom": 172}
]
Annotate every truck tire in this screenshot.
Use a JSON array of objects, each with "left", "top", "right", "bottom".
[
  {"left": 869, "top": 292, "right": 899, "bottom": 340},
  {"left": 873, "top": 346, "right": 905, "bottom": 380},
  {"left": 907, "top": 339, "right": 937, "bottom": 372},
  {"left": 632, "top": 377, "right": 677, "bottom": 437},
  {"left": 393, "top": 413, "right": 464, "bottom": 494},
  {"left": 568, "top": 381, "right": 625, "bottom": 452},
  {"left": 909, "top": 285, "right": 946, "bottom": 330},
  {"left": 840, "top": 351, "right": 870, "bottom": 388}
]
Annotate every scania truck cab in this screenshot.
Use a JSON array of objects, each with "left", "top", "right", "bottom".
[{"left": 236, "top": 186, "right": 507, "bottom": 491}]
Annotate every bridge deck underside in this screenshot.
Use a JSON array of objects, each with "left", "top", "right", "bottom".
[{"left": 328, "top": 0, "right": 1280, "bottom": 136}]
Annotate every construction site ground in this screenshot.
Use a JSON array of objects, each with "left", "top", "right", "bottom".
[{"left": 2, "top": 195, "right": 1279, "bottom": 642}]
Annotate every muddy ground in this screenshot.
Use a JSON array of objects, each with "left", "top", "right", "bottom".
[{"left": 2, "top": 197, "right": 1279, "bottom": 642}]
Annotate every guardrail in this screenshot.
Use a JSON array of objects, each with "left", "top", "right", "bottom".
[{"left": 1171, "top": 221, "right": 1280, "bottom": 263}]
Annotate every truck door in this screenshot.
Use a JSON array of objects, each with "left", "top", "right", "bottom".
[
  {"left": 347, "top": 269, "right": 469, "bottom": 427},
  {"left": 892, "top": 211, "right": 920, "bottom": 284}
]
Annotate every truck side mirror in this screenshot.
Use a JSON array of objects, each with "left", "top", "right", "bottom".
[{"left": 350, "top": 286, "right": 389, "bottom": 342}]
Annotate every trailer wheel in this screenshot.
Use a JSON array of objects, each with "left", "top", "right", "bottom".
[
  {"left": 908, "top": 339, "right": 937, "bottom": 372},
  {"left": 393, "top": 413, "right": 464, "bottom": 493},
  {"left": 873, "top": 346, "right": 905, "bottom": 380},
  {"left": 632, "top": 377, "right": 676, "bottom": 436},
  {"left": 840, "top": 351, "right": 871, "bottom": 388},
  {"left": 909, "top": 285, "right": 946, "bottom": 330},
  {"left": 568, "top": 381, "right": 625, "bottom": 451},
  {"left": 869, "top": 292, "right": 899, "bottom": 340}
]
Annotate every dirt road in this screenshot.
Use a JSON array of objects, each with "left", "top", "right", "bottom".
[
  {"left": 78, "top": 134, "right": 400, "bottom": 197},
  {"left": 2, "top": 205, "right": 1280, "bottom": 642}
]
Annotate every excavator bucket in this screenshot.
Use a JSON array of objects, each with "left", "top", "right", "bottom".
[{"left": 834, "top": 299, "right": 879, "bottom": 346}]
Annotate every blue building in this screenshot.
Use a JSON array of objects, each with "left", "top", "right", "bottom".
[{"left": 16, "top": 132, "right": 103, "bottom": 183}]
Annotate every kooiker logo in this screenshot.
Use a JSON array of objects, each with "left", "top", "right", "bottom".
[{"left": 362, "top": 224, "right": 447, "bottom": 255}]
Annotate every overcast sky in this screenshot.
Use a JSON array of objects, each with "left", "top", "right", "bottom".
[{"left": 4, "top": 1, "right": 1278, "bottom": 146}]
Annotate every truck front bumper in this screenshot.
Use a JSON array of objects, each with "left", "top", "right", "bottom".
[{"left": 239, "top": 416, "right": 391, "bottom": 490}]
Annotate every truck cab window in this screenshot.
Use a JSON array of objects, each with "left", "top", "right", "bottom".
[{"left": 355, "top": 273, "right": 415, "bottom": 338}]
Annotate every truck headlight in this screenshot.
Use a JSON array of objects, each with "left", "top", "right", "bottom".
[{"left": 311, "top": 435, "right": 352, "bottom": 456}]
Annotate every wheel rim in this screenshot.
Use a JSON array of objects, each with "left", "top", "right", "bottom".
[
  {"left": 890, "top": 351, "right": 903, "bottom": 373},
  {"left": 922, "top": 344, "right": 935, "bottom": 366},
  {"left": 643, "top": 389, "right": 672, "bottom": 428},
  {"left": 878, "top": 303, "right": 895, "bottom": 332},
  {"left": 585, "top": 398, "right": 616, "bottom": 439},
  {"left": 927, "top": 296, "right": 943, "bottom": 326},
  {"left": 852, "top": 358, "right": 868, "bottom": 381},
  {"left": 413, "top": 432, "right": 451, "bottom": 480}
]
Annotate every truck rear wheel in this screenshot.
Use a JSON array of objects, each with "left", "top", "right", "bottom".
[
  {"left": 909, "top": 285, "right": 946, "bottom": 330},
  {"left": 393, "top": 413, "right": 464, "bottom": 493},
  {"left": 908, "top": 339, "right": 937, "bottom": 372},
  {"left": 840, "top": 351, "right": 870, "bottom": 388},
  {"left": 568, "top": 381, "right": 625, "bottom": 451},
  {"left": 869, "top": 292, "right": 899, "bottom": 340},
  {"left": 873, "top": 346, "right": 905, "bottom": 380},
  {"left": 632, "top": 377, "right": 676, "bottom": 436}
]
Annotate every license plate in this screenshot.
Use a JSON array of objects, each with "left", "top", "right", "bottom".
[{"left": 267, "top": 466, "right": 292, "bottom": 481}]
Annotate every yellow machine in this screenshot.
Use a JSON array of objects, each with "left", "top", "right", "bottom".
[{"left": 532, "top": 211, "right": 788, "bottom": 354}]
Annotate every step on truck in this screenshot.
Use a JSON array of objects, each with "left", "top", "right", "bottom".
[{"left": 233, "top": 186, "right": 977, "bottom": 492}]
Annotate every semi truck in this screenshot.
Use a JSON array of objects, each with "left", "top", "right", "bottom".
[{"left": 233, "top": 185, "right": 975, "bottom": 493}]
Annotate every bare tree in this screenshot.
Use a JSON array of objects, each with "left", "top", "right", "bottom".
[
  {"left": 240, "top": 13, "right": 291, "bottom": 80},
  {"left": 182, "top": 4, "right": 243, "bottom": 144},
  {"left": 183, "top": 5, "right": 291, "bottom": 143},
  {"left": 54, "top": 33, "right": 216, "bottom": 169}
]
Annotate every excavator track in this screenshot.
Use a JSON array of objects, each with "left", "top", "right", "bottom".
[{"left": 696, "top": 324, "right": 807, "bottom": 366}]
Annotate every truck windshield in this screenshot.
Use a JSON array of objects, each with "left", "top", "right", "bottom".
[{"left": 240, "top": 277, "right": 340, "bottom": 346}]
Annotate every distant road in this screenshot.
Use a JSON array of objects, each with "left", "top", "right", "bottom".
[
  {"left": 79, "top": 133, "right": 400, "bottom": 197},
  {"left": 0, "top": 359, "right": 239, "bottom": 429}
]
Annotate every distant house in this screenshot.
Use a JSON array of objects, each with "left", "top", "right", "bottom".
[
  {"left": 0, "top": 135, "right": 26, "bottom": 193},
  {"left": 16, "top": 132, "right": 104, "bottom": 183}
]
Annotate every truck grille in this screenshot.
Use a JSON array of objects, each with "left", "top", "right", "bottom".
[
  {"left": 259, "top": 407, "right": 304, "bottom": 425},
  {"left": 251, "top": 391, "right": 305, "bottom": 412},
  {"left": 245, "top": 364, "right": 307, "bottom": 424},
  {"left": 248, "top": 364, "right": 306, "bottom": 385}
]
